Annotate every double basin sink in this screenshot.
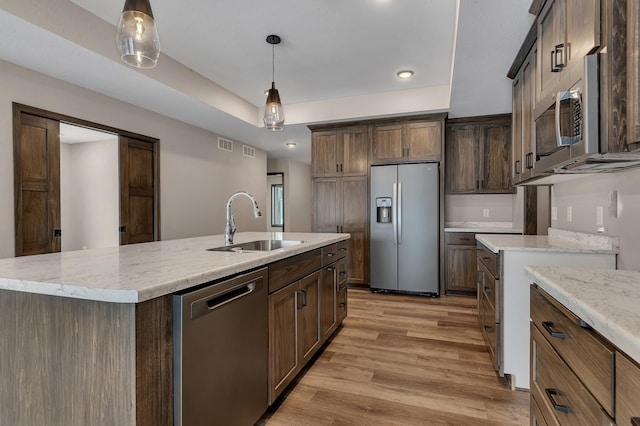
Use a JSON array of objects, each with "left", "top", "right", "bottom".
[{"left": 207, "top": 239, "right": 303, "bottom": 253}]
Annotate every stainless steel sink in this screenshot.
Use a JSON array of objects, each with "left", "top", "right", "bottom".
[{"left": 207, "top": 239, "right": 304, "bottom": 252}]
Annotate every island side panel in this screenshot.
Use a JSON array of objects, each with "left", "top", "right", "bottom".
[
  {"left": 135, "top": 294, "right": 173, "bottom": 426},
  {"left": 0, "top": 289, "right": 137, "bottom": 425}
]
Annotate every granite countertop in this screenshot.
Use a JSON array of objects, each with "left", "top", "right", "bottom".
[
  {"left": 476, "top": 228, "right": 619, "bottom": 254},
  {"left": 525, "top": 265, "right": 640, "bottom": 364},
  {"left": 444, "top": 221, "right": 523, "bottom": 234},
  {"left": 0, "top": 232, "right": 349, "bottom": 304}
]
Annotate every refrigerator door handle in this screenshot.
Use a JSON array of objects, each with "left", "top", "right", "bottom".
[
  {"left": 397, "top": 182, "right": 402, "bottom": 244},
  {"left": 392, "top": 183, "right": 398, "bottom": 245}
]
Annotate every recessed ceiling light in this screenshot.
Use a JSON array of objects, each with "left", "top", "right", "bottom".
[
  {"left": 286, "top": 143, "right": 296, "bottom": 148},
  {"left": 397, "top": 70, "right": 414, "bottom": 79}
]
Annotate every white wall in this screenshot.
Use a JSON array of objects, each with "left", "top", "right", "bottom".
[
  {"left": 267, "top": 159, "right": 312, "bottom": 232},
  {"left": 445, "top": 193, "right": 515, "bottom": 223},
  {"left": 0, "top": 59, "right": 267, "bottom": 259},
  {"left": 551, "top": 167, "right": 640, "bottom": 271},
  {"left": 60, "top": 139, "right": 119, "bottom": 251}
]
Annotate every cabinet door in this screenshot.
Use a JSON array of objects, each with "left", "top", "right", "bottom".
[
  {"left": 628, "top": 0, "right": 640, "bottom": 148},
  {"left": 566, "top": 0, "right": 600, "bottom": 68},
  {"left": 340, "top": 127, "right": 369, "bottom": 175},
  {"left": 340, "top": 176, "right": 368, "bottom": 285},
  {"left": 445, "top": 244, "right": 478, "bottom": 294},
  {"left": 445, "top": 125, "right": 478, "bottom": 193},
  {"left": 320, "top": 264, "right": 337, "bottom": 342},
  {"left": 521, "top": 50, "right": 536, "bottom": 181},
  {"left": 538, "top": 0, "right": 566, "bottom": 104},
  {"left": 312, "top": 178, "right": 339, "bottom": 233},
  {"left": 312, "top": 131, "right": 339, "bottom": 177},
  {"left": 481, "top": 124, "right": 513, "bottom": 193},
  {"left": 512, "top": 73, "right": 523, "bottom": 184},
  {"left": 268, "top": 283, "right": 300, "bottom": 404},
  {"left": 616, "top": 352, "right": 640, "bottom": 426},
  {"left": 336, "top": 287, "right": 347, "bottom": 324},
  {"left": 298, "top": 272, "right": 321, "bottom": 364},
  {"left": 372, "top": 124, "right": 404, "bottom": 163},
  {"left": 405, "top": 121, "right": 442, "bottom": 161}
]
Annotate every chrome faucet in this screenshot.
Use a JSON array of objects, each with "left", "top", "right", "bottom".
[{"left": 225, "top": 191, "right": 262, "bottom": 245}]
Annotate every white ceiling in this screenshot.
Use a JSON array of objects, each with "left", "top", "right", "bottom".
[{"left": 0, "top": 0, "right": 534, "bottom": 164}]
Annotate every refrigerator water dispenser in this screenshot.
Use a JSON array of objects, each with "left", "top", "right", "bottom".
[{"left": 376, "top": 197, "right": 392, "bottom": 223}]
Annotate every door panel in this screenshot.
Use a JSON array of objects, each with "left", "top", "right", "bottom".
[
  {"left": 312, "top": 178, "right": 339, "bottom": 233},
  {"left": 120, "top": 137, "right": 157, "bottom": 244},
  {"left": 14, "top": 112, "right": 60, "bottom": 256},
  {"left": 369, "top": 165, "right": 398, "bottom": 290},
  {"left": 397, "top": 163, "right": 439, "bottom": 294}
]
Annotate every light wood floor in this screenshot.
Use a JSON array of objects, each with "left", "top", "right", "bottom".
[{"left": 261, "top": 288, "right": 529, "bottom": 425}]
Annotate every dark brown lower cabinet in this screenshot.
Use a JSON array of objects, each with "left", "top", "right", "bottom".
[{"left": 445, "top": 232, "right": 478, "bottom": 295}]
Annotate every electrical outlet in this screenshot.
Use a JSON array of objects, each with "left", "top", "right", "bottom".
[
  {"left": 567, "top": 206, "right": 572, "bottom": 222},
  {"left": 482, "top": 209, "right": 490, "bottom": 218},
  {"left": 596, "top": 206, "right": 604, "bottom": 226},
  {"left": 551, "top": 207, "right": 557, "bottom": 221}
]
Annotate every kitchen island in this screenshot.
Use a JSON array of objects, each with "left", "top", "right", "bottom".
[
  {"left": 474, "top": 229, "right": 618, "bottom": 390},
  {"left": 0, "top": 232, "right": 349, "bottom": 426}
]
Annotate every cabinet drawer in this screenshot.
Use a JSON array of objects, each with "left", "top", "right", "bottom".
[
  {"left": 445, "top": 232, "right": 476, "bottom": 245},
  {"left": 476, "top": 242, "right": 499, "bottom": 278},
  {"left": 531, "top": 324, "right": 613, "bottom": 425},
  {"left": 322, "top": 244, "right": 338, "bottom": 265},
  {"left": 269, "top": 249, "right": 322, "bottom": 294},
  {"left": 531, "top": 394, "right": 550, "bottom": 426},
  {"left": 616, "top": 352, "right": 640, "bottom": 426},
  {"left": 530, "top": 286, "right": 614, "bottom": 416},
  {"left": 481, "top": 292, "right": 498, "bottom": 363},
  {"left": 337, "top": 258, "right": 348, "bottom": 291},
  {"left": 336, "top": 240, "right": 348, "bottom": 259},
  {"left": 478, "top": 261, "right": 498, "bottom": 320}
]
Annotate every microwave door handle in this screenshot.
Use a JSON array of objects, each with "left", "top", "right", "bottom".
[{"left": 555, "top": 90, "right": 571, "bottom": 146}]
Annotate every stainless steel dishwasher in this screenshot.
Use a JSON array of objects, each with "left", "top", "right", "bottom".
[{"left": 173, "top": 267, "right": 268, "bottom": 426}]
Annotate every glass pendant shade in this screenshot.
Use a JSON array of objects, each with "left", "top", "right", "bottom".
[
  {"left": 116, "top": 0, "right": 160, "bottom": 69},
  {"left": 264, "top": 82, "right": 285, "bottom": 131}
]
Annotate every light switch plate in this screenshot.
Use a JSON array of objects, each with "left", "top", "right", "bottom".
[
  {"left": 567, "top": 206, "right": 572, "bottom": 222},
  {"left": 551, "top": 207, "right": 557, "bottom": 221},
  {"left": 596, "top": 206, "right": 604, "bottom": 226},
  {"left": 482, "top": 209, "right": 489, "bottom": 218}
]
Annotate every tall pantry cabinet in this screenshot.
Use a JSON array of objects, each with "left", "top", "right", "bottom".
[{"left": 311, "top": 126, "right": 369, "bottom": 286}]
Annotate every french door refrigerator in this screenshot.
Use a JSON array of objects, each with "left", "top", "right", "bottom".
[{"left": 370, "top": 163, "right": 439, "bottom": 295}]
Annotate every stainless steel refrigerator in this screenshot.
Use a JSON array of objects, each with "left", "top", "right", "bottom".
[{"left": 370, "top": 163, "right": 439, "bottom": 295}]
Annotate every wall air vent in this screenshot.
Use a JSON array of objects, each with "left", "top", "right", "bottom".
[
  {"left": 243, "top": 145, "right": 256, "bottom": 158},
  {"left": 217, "top": 137, "right": 233, "bottom": 152}
]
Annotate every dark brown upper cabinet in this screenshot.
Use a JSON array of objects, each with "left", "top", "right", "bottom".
[{"left": 311, "top": 126, "right": 368, "bottom": 178}]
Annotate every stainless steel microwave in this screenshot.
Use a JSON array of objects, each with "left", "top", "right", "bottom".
[{"left": 534, "top": 54, "right": 599, "bottom": 173}]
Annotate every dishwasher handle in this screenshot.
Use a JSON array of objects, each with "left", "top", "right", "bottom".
[{"left": 191, "top": 279, "right": 258, "bottom": 320}]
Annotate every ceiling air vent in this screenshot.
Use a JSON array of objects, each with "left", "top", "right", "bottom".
[
  {"left": 243, "top": 145, "right": 256, "bottom": 159},
  {"left": 217, "top": 137, "right": 233, "bottom": 152}
]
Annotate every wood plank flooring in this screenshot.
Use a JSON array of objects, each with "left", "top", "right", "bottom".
[{"left": 260, "top": 289, "right": 529, "bottom": 425}]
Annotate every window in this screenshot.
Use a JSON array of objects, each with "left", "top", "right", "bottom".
[{"left": 271, "top": 184, "right": 284, "bottom": 227}]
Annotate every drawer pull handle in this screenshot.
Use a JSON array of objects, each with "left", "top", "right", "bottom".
[
  {"left": 483, "top": 325, "right": 494, "bottom": 334},
  {"left": 545, "top": 388, "right": 569, "bottom": 414},
  {"left": 326, "top": 253, "right": 335, "bottom": 257},
  {"left": 482, "top": 257, "right": 491, "bottom": 261},
  {"left": 542, "top": 321, "right": 566, "bottom": 339}
]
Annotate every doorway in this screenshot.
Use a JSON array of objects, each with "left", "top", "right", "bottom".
[
  {"left": 13, "top": 103, "right": 160, "bottom": 256},
  {"left": 267, "top": 173, "right": 284, "bottom": 232}
]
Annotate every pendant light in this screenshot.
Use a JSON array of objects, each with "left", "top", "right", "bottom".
[
  {"left": 264, "top": 35, "right": 285, "bottom": 131},
  {"left": 116, "top": 0, "right": 161, "bottom": 69}
]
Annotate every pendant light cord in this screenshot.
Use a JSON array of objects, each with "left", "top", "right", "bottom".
[{"left": 272, "top": 43, "right": 275, "bottom": 83}]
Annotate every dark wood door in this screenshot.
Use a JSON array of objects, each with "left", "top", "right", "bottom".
[
  {"left": 320, "top": 264, "right": 337, "bottom": 341},
  {"left": 372, "top": 124, "right": 404, "bottom": 163},
  {"left": 405, "top": 121, "right": 442, "bottom": 161},
  {"left": 481, "top": 124, "right": 513, "bottom": 193},
  {"left": 445, "top": 125, "right": 478, "bottom": 193},
  {"left": 298, "top": 271, "right": 321, "bottom": 364},
  {"left": 311, "top": 131, "right": 339, "bottom": 177},
  {"left": 445, "top": 244, "right": 477, "bottom": 294},
  {"left": 120, "top": 137, "right": 157, "bottom": 244},
  {"left": 14, "top": 113, "right": 60, "bottom": 256},
  {"left": 340, "top": 127, "right": 369, "bottom": 175},
  {"left": 340, "top": 176, "right": 368, "bottom": 286},
  {"left": 312, "top": 178, "right": 339, "bottom": 233}
]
